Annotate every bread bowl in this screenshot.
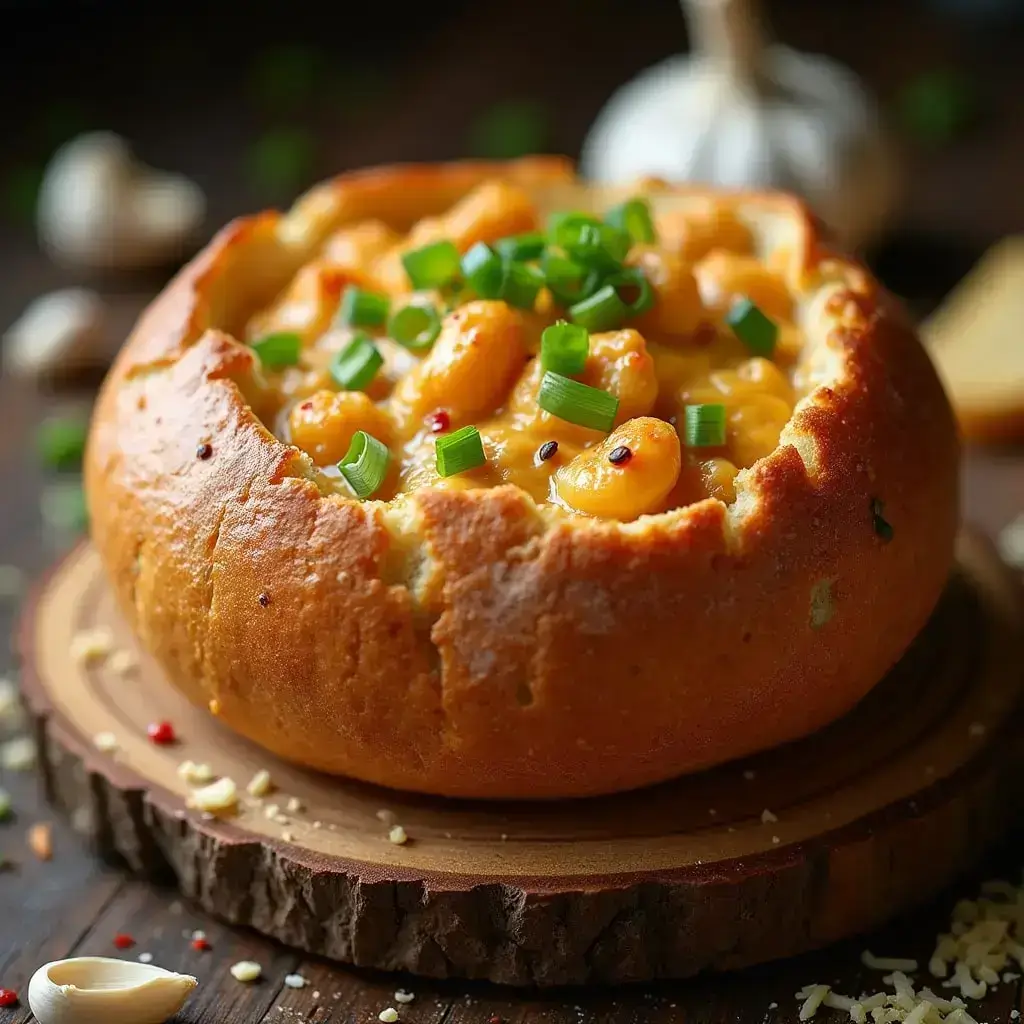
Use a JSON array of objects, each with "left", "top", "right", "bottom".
[{"left": 85, "top": 157, "right": 959, "bottom": 799}]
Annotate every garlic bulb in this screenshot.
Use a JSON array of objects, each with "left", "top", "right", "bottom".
[
  {"left": 3, "top": 288, "right": 108, "bottom": 380},
  {"left": 581, "top": 0, "right": 897, "bottom": 248},
  {"left": 28, "top": 957, "right": 198, "bottom": 1024},
  {"left": 37, "top": 132, "right": 206, "bottom": 271}
]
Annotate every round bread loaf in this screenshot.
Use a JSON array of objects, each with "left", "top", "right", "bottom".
[{"left": 85, "top": 158, "right": 959, "bottom": 798}]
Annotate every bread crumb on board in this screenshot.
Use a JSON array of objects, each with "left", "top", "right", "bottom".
[
  {"left": 388, "top": 825, "right": 408, "bottom": 846},
  {"left": 93, "top": 731, "right": 118, "bottom": 753},
  {"left": 796, "top": 873, "right": 1024, "bottom": 1021},
  {"left": 378, "top": 1009, "right": 399, "bottom": 1023},
  {"left": 229, "top": 960, "right": 261, "bottom": 983},
  {"left": 188, "top": 777, "right": 238, "bottom": 814},
  {"left": 246, "top": 769, "right": 274, "bottom": 798},
  {"left": 178, "top": 761, "right": 215, "bottom": 785}
]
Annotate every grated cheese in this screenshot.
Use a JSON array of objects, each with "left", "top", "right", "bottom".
[{"left": 863, "top": 951, "right": 920, "bottom": 973}]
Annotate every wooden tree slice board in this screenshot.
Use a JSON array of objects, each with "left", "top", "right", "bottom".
[{"left": 17, "top": 532, "right": 1024, "bottom": 987}]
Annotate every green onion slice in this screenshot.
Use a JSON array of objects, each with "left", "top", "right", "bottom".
[
  {"left": 461, "top": 242, "right": 504, "bottom": 299},
  {"left": 389, "top": 304, "right": 442, "bottom": 351},
  {"left": 496, "top": 232, "right": 546, "bottom": 261},
  {"left": 330, "top": 333, "right": 383, "bottom": 391},
  {"left": 36, "top": 417, "right": 88, "bottom": 471},
  {"left": 607, "top": 266, "right": 655, "bottom": 318},
  {"left": 726, "top": 297, "right": 778, "bottom": 357},
  {"left": 605, "top": 198, "right": 657, "bottom": 244},
  {"left": 435, "top": 424, "right": 486, "bottom": 477},
  {"left": 401, "top": 240, "right": 462, "bottom": 290},
  {"left": 548, "top": 212, "right": 631, "bottom": 271},
  {"left": 337, "top": 430, "right": 390, "bottom": 499},
  {"left": 538, "top": 371, "right": 619, "bottom": 432},
  {"left": 499, "top": 260, "right": 545, "bottom": 310},
  {"left": 541, "top": 252, "right": 601, "bottom": 306},
  {"left": 569, "top": 284, "right": 629, "bottom": 333},
  {"left": 251, "top": 331, "right": 301, "bottom": 369},
  {"left": 684, "top": 404, "right": 727, "bottom": 447},
  {"left": 540, "top": 321, "right": 589, "bottom": 377},
  {"left": 337, "top": 285, "right": 390, "bottom": 327}
]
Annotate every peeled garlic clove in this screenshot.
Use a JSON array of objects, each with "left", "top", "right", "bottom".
[
  {"left": 37, "top": 131, "right": 206, "bottom": 271},
  {"left": 3, "top": 288, "right": 108, "bottom": 379},
  {"left": 28, "top": 957, "right": 198, "bottom": 1024}
]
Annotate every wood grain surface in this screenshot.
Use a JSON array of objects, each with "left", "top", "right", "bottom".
[{"left": 1, "top": 0, "right": 1024, "bottom": 1018}]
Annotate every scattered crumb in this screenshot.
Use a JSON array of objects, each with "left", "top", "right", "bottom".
[
  {"left": 188, "top": 777, "right": 238, "bottom": 814},
  {"left": 108, "top": 649, "right": 137, "bottom": 675},
  {"left": 500, "top": 833, "right": 508, "bottom": 842},
  {"left": 70, "top": 626, "right": 114, "bottom": 665},
  {"left": 93, "top": 731, "right": 118, "bottom": 753},
  {"left": 281, "top": 831, "right": 294, "bottom": 843},
  {"left": 861, "top": 950, "right": 919, "bottom": 972},
  {"left": 761, "top": 809, "right": 778, "bottom": 824},
  {"left": 229, "top": 960, "right": 262, "bottom": 982},
  {"left": 376, "top": 808, "right": 396, "bottom": 824},
  {"left": 283, "top": 973, "right": 307, "bottom": 989},
  {"left": 743, "top": 769, "right": 756, "bottom": 781},
  {"left": 2, "top": 736, "right": 35, "bottom": 771},
  {"left": 264, "top": 803, "right": 281, "bottom": 820},
  {"left": 191, "top": 930, "right": 206, "bottom": 941},
  {"left": 246, "top": 769, "right": 274, "bottom": 798},
  {"left": 208, "top": 699, "right": 221, "bottom": 715},
  {"left": 0, "top": 679, "right": 21, "bottom": 725},
  {"left": 967, "top": 722, "right": 986, "bottom": 738},
  {"left": 312, "top": 991, "right": 319, "bottom": 999},
  {"left": 312, "top": 820, "right": 322, "bottom": 829},
  {"left": 1011, "top": 1011, "right": 1019, "bottom": 1020},
  {"left": 0, "top": 565, "right": 24, "bottom": 600},
  {"left": 768, "top": 1003, "right": 778, "bottom": 1010},
  {"left": 771, "top": 836, "right": 781, "bottom": 845},
  {"left": 394, "top": 990, "right": 415, "bottom": 1004},
  {"left": 28, "top": 822, "right": 53, "bottom": 860},
  {"left": 177, "top": 761, "right": 215, "bottom": 786},
  {"left": 378, "top": 1009, "right": 399, "bottom": 1023},
  {"left": 137, "top": 952, "right": 153, "bottom": 963},
  {"left": 1003, "top": 971, "right": 1020, "bottom": 983},
  {"left": 285, "top": 796, "right": 302, "bottom": 813},
  {"left": 388, "top": 825, "right": 408, "bottom": 845}
]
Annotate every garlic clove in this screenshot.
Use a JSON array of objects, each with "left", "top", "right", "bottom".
[
  {"left": 37, "top": 131, "right": 206, "bottom": 272},
  {"left": 28, "top": 956, "right": 198, "bottom": 1024},
  {"left": 3, "top": 288, "right": 108, "bottom": 379}
]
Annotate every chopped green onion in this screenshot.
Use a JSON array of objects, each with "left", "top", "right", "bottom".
[
  {"left": 338, "top": 430, "right": 390, "bottom": 499},
  {"left": 496, "top": 232, "right": 546, "bottom": 261},
  {"left": 569, "top": 284, "right": 628, "bottom": 333},
  {"left": 389, "top": 304, "right": 442, "bottom": 351},
  {"left": 337, "top": 285, "right": 390, "bottom": 328},
  {"left": 435, "top": 424, "right": 486, "bottom": 477},
  {"left": 605, "top": 198, "right": 657, "bottom": 244},
  {"left": 540, "top": 321, "right": 589, "bottom": 377},
  {"left": 461, "top": 242, "right": 504, "bottom": 298},
  {"left": 538, "top": 371, "right": 619, "bottom": 432},
  {"left": 607, "top": 267, "right": 655, "bottom": 318},
  {"left": 871, "top": 498, "right": 894, "bottom": 543},
  {"left": 402, "top": 240, "right": 461, "bottom": 290},
  {"left": 251, "top": 332, "right": 302, "bottom": 369},
  {"left": 36, "top": 417, "right": 88, "bottom": 470},
  {"left": 726, "top": 297, "right": 778, "bottom": 357},
  {"left": 541, "top": 252, "right": 601, "bottom": 306},
  {"left": 548, "top": 213, "right": 631, "bottom": 271},
  {"left": 684, "top": 404, "right": 727, "bottom": 447},
  {"left": 499, "top": 260, "right": 545, "bottom": 310},
  {"left": 330, "top": 333, "right": 383, "bottom": 391}
]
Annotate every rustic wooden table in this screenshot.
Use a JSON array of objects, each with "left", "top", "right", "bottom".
[{"left": 1, "top": 0, "right": 1024, "bottom": 1019}]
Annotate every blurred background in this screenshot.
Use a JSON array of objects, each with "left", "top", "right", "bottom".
[{"left": 1, "top": 0, "right": 1024, "bottom": 562}]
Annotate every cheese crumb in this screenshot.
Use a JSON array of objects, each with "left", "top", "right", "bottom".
[
  {"left": 394, "top": 990, "right": 415, "bottom": 1004},
  {"left": 761, "top": 809, "right": 778, "bottom": 824},
  {"left": 285, "top": 796, "right": 303, "bottom": 813},
  {"left": 137, "top": 952, "right": 153, "bottom": 963},
  {"left": 246, "top": 769, "right": 274, "bottom": 798},
  {"left": 282, "top": 831, "right": 294, "bottom": 843},
  {"left": 388, "top": 825, "right": 408, "bottom": 845},
  {"left": 264, "top": 803, "right": 280, "bottom": 820},
  {"left": 108, "top": 649, "right": 137, "bottom": 675},
  {"left": 177, "top": 761, "right": 215, "bottom": 785},
  {"left": 379, "top": 1009, "right": 399, "bottom": 1023},
  {"left": 2, "top": 736, "right": 36, "bottom": 771},
  {"left": 70, "top": 627, "right": 114, "bottom": 664},
  {"left": 189, "top": 777, "right": 238, "bottom": 814},
  {"left": 230, "top": 960, "right": 261, "bottom": 982},
  {"left": 93, "top": 731, "right": 118, "bottom": 753},
  {"left": 861, "top": 950, "right": 920, "bottom": 972},
  {"left": 283, "top": 973, "right": 307, "bottom": 989}
]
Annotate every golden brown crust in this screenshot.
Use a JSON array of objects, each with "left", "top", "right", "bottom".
[{"left": 85, "top": 158, "right": 959, "bottom": 798}]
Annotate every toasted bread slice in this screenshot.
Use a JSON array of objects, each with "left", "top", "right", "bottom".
[{"left": 924, "top": 236, "right": 1024, "bottom": 443}]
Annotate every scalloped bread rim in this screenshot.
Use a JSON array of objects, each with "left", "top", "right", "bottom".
[
  {"left": 90, "top": 157, "right": 958, "bottom": 796},
  {"left": 113, "top": 156, "right": 876, "bottom": 551}
]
